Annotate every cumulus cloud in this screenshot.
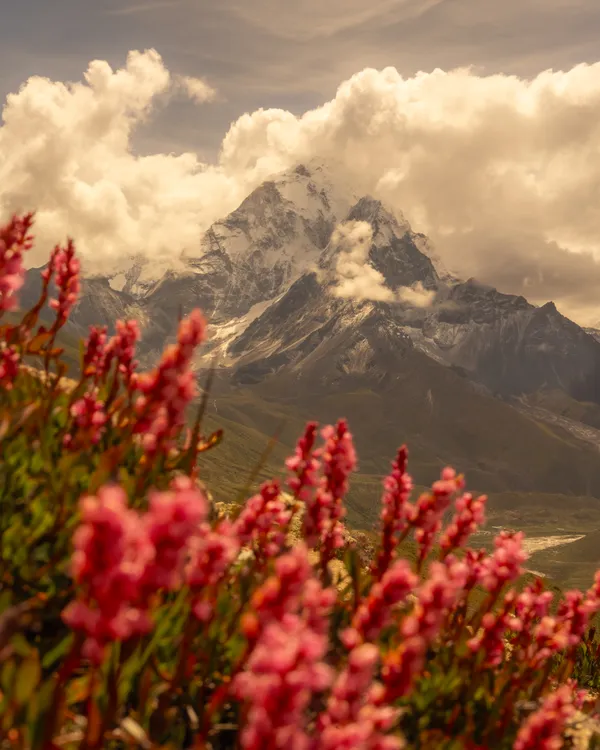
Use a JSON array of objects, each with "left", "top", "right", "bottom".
[
  {"left": 330, "top": 220, "right": 436, "bottom": 307},
  {"left": 5, "top": 51, "right": 600, "bottom": 322},
  {"left": 331, "top": 220, "right": 393, "bottom": 302},
  {"left": 397, "top": 281, "right": 436, "bottom": 308},
  {"left": 178, "top": 75, "right": 217, "bottom": 104},
  {"left": 0, "top": 50, "right": 255, "bottom": 273}
]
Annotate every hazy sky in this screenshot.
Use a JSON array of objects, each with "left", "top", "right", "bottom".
[{"left": 3, "top": 0, "right": 600, "bottom": 323}]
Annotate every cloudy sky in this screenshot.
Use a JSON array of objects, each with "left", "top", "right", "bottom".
[{"left": 3, "top": 0, "right": 600, "bottom": 323}]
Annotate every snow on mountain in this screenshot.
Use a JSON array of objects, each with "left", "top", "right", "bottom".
[{"left": 32, "top": 158, "right": 600, "bottom": 411}]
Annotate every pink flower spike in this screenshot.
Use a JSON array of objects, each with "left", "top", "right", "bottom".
[
  {"left": 352, "top": 559, "right": 417, "bottom": 642},
  {"left": 479, "top": 531, "right": 528, "bottom": 593},
  {"left": 0, "top": 213, "right": 34, "bottom": 313},
  {"left": 131, "top": 309, "right": 205, "bottom": 456},
  {"left": 439, "top": 492, "right": 487, "bottom": 555},
  {"left": 286, "top": 421, "right": 320, "bottom": 507},
  {"left": 47, "top": 239, "right": 80, "bottom": 327},
  {"left": 233, "top": 545, "right": 335, "bottom": 750},
  {"left": 373, "top": 445, "right": 413, "bottom": 581},
  {"left": 64, "top": 391, "right": 108, "bottom": 448},
  {"left": 142, "top": 477, "right": 207, "bottom": 592},
  {"left": 411, "top": 467, "right": 464, "bottom": 565},
  {"left": 233, "top": 480, "right": 292, "bottom": 560},
  {"left": 513, "top": 685, "right": 575, "bottom": 750},
  {"left": 61, "top": 484, "right": 154, "bottom": 662},
  {"left": 307, "top": 419, "right": 356, "bottom": 575},
  {"left": 0, "top": 344, "right": 20, "bottom": 389}
]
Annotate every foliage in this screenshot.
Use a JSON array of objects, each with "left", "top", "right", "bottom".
[{"left": 1, "top": 213, "right": 600, "bottom": 749}]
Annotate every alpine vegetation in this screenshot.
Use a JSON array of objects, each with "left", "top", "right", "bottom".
[{"left": 2, "top": 213, "right": 600, "bottom": 748}]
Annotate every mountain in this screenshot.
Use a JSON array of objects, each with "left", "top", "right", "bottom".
[{"left": 18, "top": 160, "right": 600, "bottom": 518}]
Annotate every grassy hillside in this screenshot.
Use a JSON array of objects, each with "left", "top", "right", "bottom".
[{"left": 206, "top": 346, "right": 600, "bottom": 501}]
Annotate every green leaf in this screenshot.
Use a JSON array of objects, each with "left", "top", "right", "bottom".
[
  {"left": 14, "top": 652, "right": 41, "bottom": 705},
  {"left": 1, "top": 659, "right": 16, "bottom": 693},
  {"left": 42, "top": 633, "right": 73, "bottom": 669},
  {"left": 11, "top": 633, "right": 32, "bottom": 658}
]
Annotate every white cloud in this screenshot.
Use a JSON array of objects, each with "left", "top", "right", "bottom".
[
  {"left": 4, "top": 51, "right": 600, "bottom": 321},
  {"left": 330, "top": 220, "right": 436, "bottom": 306},
  {"left": 397, "top": 281, "right": 436, "bottom": 307},
  {"left": 330, "top": 220, "right": 394, "bottom": 302},
  {"left": 178, "top": 75, "right": 217, "bottom": 104}
]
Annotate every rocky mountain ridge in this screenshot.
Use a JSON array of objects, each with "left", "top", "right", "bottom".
[{"left": 20, "top": 160, "right": 600, "bottom": 418}]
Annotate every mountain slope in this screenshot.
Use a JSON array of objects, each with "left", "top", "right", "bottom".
[{"left": 17, "top": 160, "right": 600, "bottom": 515}]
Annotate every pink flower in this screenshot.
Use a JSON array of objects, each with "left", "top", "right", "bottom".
[
  {"left": 0, "top": 344, "right": 20, "bottom": 389},
  {"left": 45, "top": 239, "right": 80, "bottom": 326},
  {"left": 439, "top": 492, "right": 487, "bottom": 555},
  {"left": 507, "top": 579, "right": 554, "bottom": 662},
  {"left": 185, "top": 515, "right": 241, "bottom": 621},
  {"left": 82, "top": 326, "right": 108, "bottom": 381},
  {"left": 479, "top": 531, "right": 528, "bottom": 593},
  {"left": 513, "top": 685, "right": 575, "bottom": 750},
  {"left": 524, "top": 588, "right": 599, "bottom": 667},
  {"left": 233, "top": 545, "right": 335, "bottom": 750},
  {"left": 0, "top": 213, "right": 34, "bottom": 313},
  {"left": 317, "top": 644, "right": 404, "bottom": 750},
  {"left": 373, "top": 446, "right": 413, "bottom": 580},
  {"left": 311, "top": 420, "right": 357, "bottom": 574},
  {"left": 142, "top": 476, "right": 207, "bottom": 591},
  {"left": 105, "top": 319, "right": 140, "bottom": 385},
  {"left": 351, "top": 560, "right": 418, "bottom": 642},
  {"left": 62, "top": 485, "right": 154, "bottom": 663},
  {"left": 250, "top": 544, "right": 315, "bottom": 626},
  {"left": 382, "top": 556, "right": 467, "bottom": 701},
  {"left": 411, "top": 467, "right": 464, "bottom": 565},
  {"left": 186, "top": 519, "right": 240, "bottom": 590},
  {"left": 132, "top": 310, "right": 205, "bottom": 455},
  {"left": 402, "top": 556, "right": 468, "bottom": 642},
  {"left": 467, "top": 607, "right": 513, "bottom": 668},
  {"left": 63, "top": 391, "right": 108, "bottom": 448},
  {"left": 381, "top": 636, "right": 427, "bottom": 702},
  {"left": 234, "top": 480, "right": 292, "bottom": 559},
  {"left": 555, "top": 590, "right": 598, "bottom": 647},
  {"left": 286, "top": 422, "right": 320, "bottom": 506}
]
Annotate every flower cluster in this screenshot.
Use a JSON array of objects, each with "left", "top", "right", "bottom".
[
  {"left": 479, "top": 530, "right": 528, "bottom": 593},
  {"left": 410, "top": 468, "right": 464, "bottom": 565},
  {"left": 513, "top": 685, "right": 575, "bottom": 750},
  {"left": 439, "top": 490, "right": 487, "bottom": 555},
  {"left": 318, "top": 643, "right": 404, "bottom": 750},
  {"left": 4, "top": 212, "right": 600, "bottom": 750},
  {"left": 61, "top": 485, "right": 155, "bottom": 663},
  {"left": 43, "top": 239, "right": 81, "bottom": 327},
  {"left": 63, "top": 391, "right": 108, "bottom": 448},
  {"left": 373, "top": 445, "right": 413, "bottom": 580},
  {"left": 106, "top": 319, "right": 140, "bottom": 385},
  {"left": 0, "top": 212, "right": 34, "bottom": 312},
  {"left": 233, "top": 546, "right": 336, "bottom": 749},
  {"left": 349, "top": 560, "right": 418, "bottom": 643},
  {"left": 132, "top": 309, "right": 205, "bottom": 454},
  {"left": 0, "top": 343, "right": 20, "bottom": 389},
  {"left": 234, "top": 480, "right": 292, "bottom": 559},
  {"left": 62, "top": 478, "right": 208, "bottom": 662},
  {"left": 311, "top": 420, "right": 357, "bottom": 571},
  {"left": 286, "top": 421, "right": 320, "bottom": 505},
  {"left": 382, "top": 556, "right": 468, "bottom": 700}
]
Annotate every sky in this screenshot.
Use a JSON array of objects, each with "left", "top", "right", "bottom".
[{"left": 3, "top": 0, "right": 600, "bottom": 323}]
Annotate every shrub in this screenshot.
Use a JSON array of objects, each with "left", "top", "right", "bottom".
[{"left": 1, "top": 213, "right": 600, "bottom": 749}]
